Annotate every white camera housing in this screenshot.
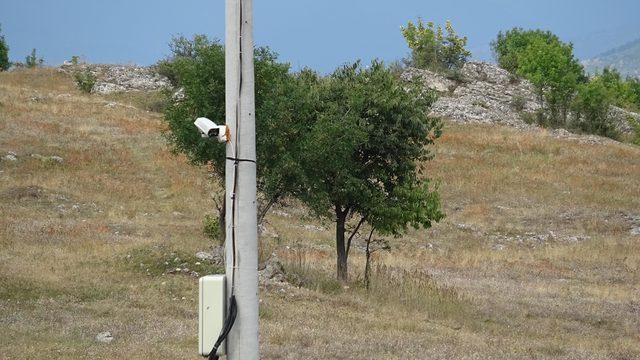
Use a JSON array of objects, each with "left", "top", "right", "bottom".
[{"left": 194, "top": 117, "right": 228, "bottom": 143}]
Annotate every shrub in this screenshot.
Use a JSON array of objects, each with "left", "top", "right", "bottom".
[
  {"left": 401, "top": 19, "right": 471, "bottom": 72},
  {"left": 492, "top": 28, "right": 586, "bottom": 126},
  {"left": 74, "top": 69, "right": 97, "bottom": 93},
  {"left": 631, "top": 119, "right": 640, "bottom": 146},
  {"left": 572, "top": 78, "right": 619, "bottom": 139},
  {"left": 25, "top": 48, "right": 43, "bottom": 68},
  {"left": 203, "top": 214, "right": 222, "bottom": 244},
  {"left": 0, "top": 24, "right": 9, "bottom": 71}
]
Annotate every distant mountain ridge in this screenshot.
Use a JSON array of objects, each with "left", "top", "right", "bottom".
[{"left": 582, "top": 38, "right": 640, "bottom": 78}]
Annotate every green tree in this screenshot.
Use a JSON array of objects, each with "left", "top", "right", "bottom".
[
  {"left": 0, "top": 24, "right": 9, "bottom": 71},
  {"left": 628, "top": 77, "right": 640, "bottom": 110},
  {"left": 596, "top": 67, "right": 640, "bottom": 110},
  {"left": 401, "top": 19, "right": 471, "bottom": 72},
  {"left": 516, "top": 37, "right": 584, "bottom": 126},
  {"left": 298, "top": 61, "right": 444, "bottom": 281},
  {"left": 25, "top": 48, "right": 43, "bottom": 68},
  {"left": 492, "top": 28, "right": 585, "bottom": 127},
  {"left": 156, "top": 34, "right": 214, "bottom": 86},
  {"left": 572, "top": 77, "right": 618, "bottom": 139},
  {"left": 491, "top": 28, "right": 563, "bottom": 73},
  {"left": 162, "top": 35, "right": 312, "bottom": 226}
]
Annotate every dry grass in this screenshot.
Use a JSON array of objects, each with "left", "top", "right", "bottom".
[{"left": 1, "top": 68, "right": 640, "bottom": 359}]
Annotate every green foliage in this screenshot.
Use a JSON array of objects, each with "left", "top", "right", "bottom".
[
  {"left": 0, "top": 25, "right": 9, "bottom": 71},
  {"left": 25, "top": 48, "right": 43, "bottom": 68},
  {"left": 628, "top": 78, "right": 640, "bottom": 110},
  {"left": 572, "top": 77, "right": 619, "bottom": 139},
  {"left": 299, "top": 61, "right": 444, "bottom": 279},
  {"left": 401, "top": 19, "right": 471, "bottom": 72},
  {"left": 517, "top": 37, "right": 584, "bottom": 126},
  {"left": 491, "top": 28, "right": 562, "bottom": 73},
  {"left": 203, "top": 214, "right": 222, "bottom": 243},
  {"left": 630, "top": 119, "right": 640, "bottom": 146},
  {"left": 162, "top": 35, "right": 311, "bottom": 215},
  {"left": 156, "top": 34, "right": 214, "bottom": 86},
  {"left": 73, "top": 69, "right": 96, "bottom": 93},
  {"left": 492, "top": 28, "right": 585, "bottom": 127},
  {"left": 163, "top": 35, "right": 444, "bottom": 280},
  {"left": 596, "top": 67, "right": 640, "bottom": 111}
]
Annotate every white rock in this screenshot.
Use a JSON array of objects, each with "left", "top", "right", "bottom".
[
  {"left": 2, "top": 154, "right": 17, "bottom": 161},
  {"left": 172, "top": 87, "right": 185, "bottom": 101},
  {"left": 303, "top": 224, "right": 325, "bottom": 232},
  {"left": 195, "top": 251, "right": 214, "bottom": 261},
  {"left": 95, "top": 331, "right": 114, "bottom": 343},
  {"left": 93, "top": 82, "right": 126, "bottom": 94},
  {"left": 50, "top": 156, "right": 64, "bottom": 164}
]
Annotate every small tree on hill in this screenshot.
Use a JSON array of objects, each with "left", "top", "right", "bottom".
[
  {"left": 299, "top": 61, "right": 444, "bottom": 281},
  {"left": 401, "top": 19, "right": 471, "bottom": 72},
  {"left": 25, "top": 48, "right": 43, "bottom": 68},
  {"left": 572, "top": 77, "right": 619, "bottom": 139},
  {"left": 0, "top": 25, "right": 9, "bottom": 71},
  {"left": 492, "top": 28, "right": 585, "bottom": 127},
  {"left": 491, "top": 28, "right": 562, "bottom": 74}
]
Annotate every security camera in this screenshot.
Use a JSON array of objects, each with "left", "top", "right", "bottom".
[{"left": 194, "top": 117, "right": 228, "bottom": 143}]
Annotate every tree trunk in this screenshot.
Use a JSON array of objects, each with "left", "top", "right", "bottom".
[
  {"left": 364, "top": 228, "right": 374, "bottom": 290},
  {"left": 335, "top": 206, "right": 348, "bottom": 282},
  {"left": 364, "top": 238, "right": 372, "bottom": 290}
]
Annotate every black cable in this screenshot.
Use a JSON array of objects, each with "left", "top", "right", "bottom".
[{"left": 208, "top": 295, "right": 238, "bottom": 360}]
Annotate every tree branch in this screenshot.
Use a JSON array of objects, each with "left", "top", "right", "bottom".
[
  {"left": 346, "top": 216, "right": 366, "bottom": 258},
  {"left": 257, "top": 193, "right": 280, "bottom": 225}
]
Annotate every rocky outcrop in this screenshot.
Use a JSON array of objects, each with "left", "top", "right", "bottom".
[
  {"left": 403, "top": 62, "right": 541, "bottom": 129},
  {"left": 609, "top": 106, "right": 640, "bottom": 133},
  {"left": 59, "top": 63, "right": 171, "bottom": 94},
  {"left": 405, "top": 61, "right": 640, "bottom": 134}
]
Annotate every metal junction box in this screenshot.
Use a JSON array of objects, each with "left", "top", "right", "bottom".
[{"left": 199, "top": 275, "right": 226, "bottom": 356}]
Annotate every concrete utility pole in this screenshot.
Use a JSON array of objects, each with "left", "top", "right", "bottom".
[{"left": 224, "top": 0, "right": 259, "bottom": 358}]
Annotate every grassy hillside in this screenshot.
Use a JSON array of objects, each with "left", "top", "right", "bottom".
[{"left": 1, "top": 68, "right": 640, "bottom": 359}]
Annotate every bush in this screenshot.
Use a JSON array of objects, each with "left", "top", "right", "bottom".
[
  {"left": 401, "top": 19, "right": 471, "bottom": 72},
  {"left": 0, "top": 24, "right": 9, "bottom": 71},
  {"left": 597, "top": 67, "right": 640, "bottom": 111},
  {"left": 74, "top": 69, "right": 97, "bottom": 93},
  {"left": 492, "top": 28, "right": 586, "bottom": 127},
  {"left": 25, "top": 48, "right": 43, "bottom": 68},
  {"left": 203, "top": 214, "right": 222, "bottom": 244},
  {"left": 572, "top": 78, "right": 619, "bottom": 139},
  {"left": 631, "top": 119, "right": 640, "bottom": 146},
  {"left": 156, "top": 34, "right": 213, "bottom": 86}
]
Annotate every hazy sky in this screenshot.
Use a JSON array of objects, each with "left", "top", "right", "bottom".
[{"left": 1, "top": 0, "right": 639, "bottom": 72}]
